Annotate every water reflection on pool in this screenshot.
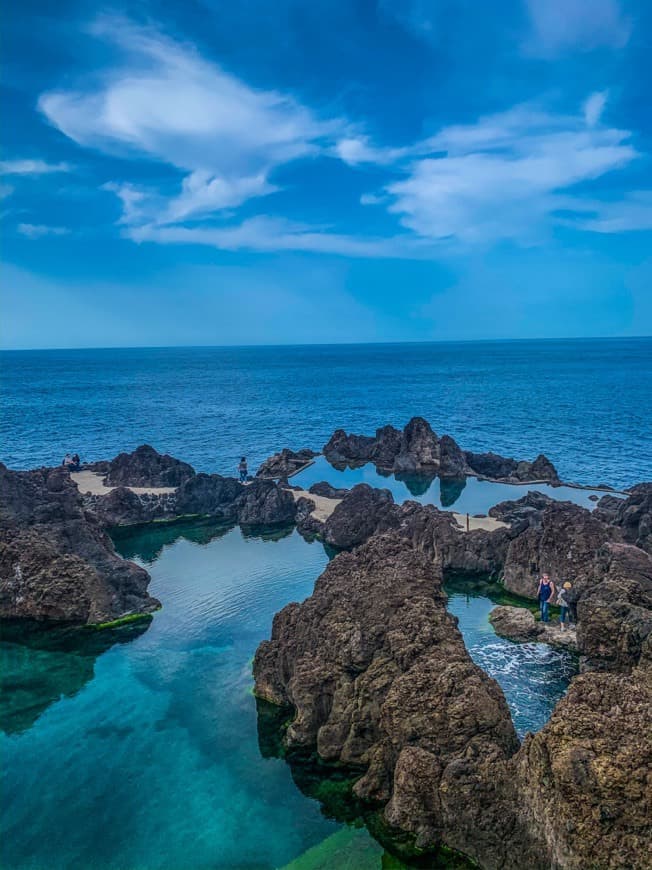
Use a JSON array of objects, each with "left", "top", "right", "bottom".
[{"left": 292, "top": 455, "right": 616, "bottom": 514}]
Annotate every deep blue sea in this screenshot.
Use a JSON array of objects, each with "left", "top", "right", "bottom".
[
  {"left": 0, "top": 339, "right": 649, "bottom": 869},
  {"left": 1, "top": 338, "right": 651, "bottom": 487}
]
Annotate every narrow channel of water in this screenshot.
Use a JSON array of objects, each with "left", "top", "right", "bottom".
[{"left": 1, "top": 523, "right": 576, "bottom": 869}]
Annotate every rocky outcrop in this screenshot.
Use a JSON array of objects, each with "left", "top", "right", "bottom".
[
  {"left": 83, "top": 487, "right": 177, "bottom": 526},
  {"left": 489, "top": 605, "right": 577, "bottom": 650},
  {"left": 254, "top": 532, "right": 652, "bottom": 869},
  {"left": 465, "top": 450, "right": 560, "bottom": 484},
  {"left": 601, "top": 483, "right": 652, "bottom": 554},
  {"left": 308, "top": 481, "right": 349, "bottom": 499},
  {"left": 255, "top": 448, "right": 317, "bottom": 479},
  {"left": 323, "top": 419, "right": 560, "bottom": 484},
  {"left": 501, "top": 502, "right": 614, "bottom": 600},
  {"left": 488, "top": 490, "right": 554, "bottom": 528},
  {"left": 254, "top": 534, "right": 531, "bottom": 867},
  {"left": 175, "top": 473, "right": 243, "bottom": 520},
  {"left": 0, "top": 464, "right": 158, "bottom": 624},
  {"left": 103, "top": 444, "right": 195, "bottom": 488},
  {"left": 393, "top": 417, "right": 441, "bottom": 473},
  {"left": 322, "top": 484, "right": 399, "bottom": 549},
  {"left": 515, "top": 662, "right": 652, "bottom": 870},
  {"left": 236, "top": 478, "right": 297, "bottom": 527}
]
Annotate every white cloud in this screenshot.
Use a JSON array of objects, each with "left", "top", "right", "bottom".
[
  {"left": 583, "top": 91, "right": 608, "bottom": 127},
  {"left": 561, "top": 191, "right": 652, "bottom": 233},
  {"left": 40, "top": 15, "right": 342, "bottom": 226},
  {"left": 17, "top": 223, "right": 71, "bottom": 239},
  {"left": 126, "top": 215, "right": 426, "bottom": 258},
  {"left": 381, "top": 98, "right": 640, "bottom": 244},
  {"left": 0, "top": 159, "right": 72, "bottom": 175},
  {"left": 524, "top": 0, "right": 631, "bottom": 57}
]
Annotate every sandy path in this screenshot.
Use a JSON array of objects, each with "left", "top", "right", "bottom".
[
  {"left": 71, "top": 470, "right": 176, "bottom": 496},
  {"left": 291, "top": 489, "right": 340, "bottom": 522},
  {"left": 453, "top": 513, "right": 508, "bottom": 532}
]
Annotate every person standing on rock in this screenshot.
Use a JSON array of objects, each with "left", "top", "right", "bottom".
[
  {"left": 556, "top": 582, "right": 572, "bottom": 631},
  {"left": 238, "top": 457, "right": 248, "bottom": 483},
  {"left": 537, "top": 573, "right": 555, "bottom": 622}
]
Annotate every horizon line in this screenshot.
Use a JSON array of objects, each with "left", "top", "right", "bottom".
[{"left": 1, "top": 335, "right": 651, "bottom": 353}]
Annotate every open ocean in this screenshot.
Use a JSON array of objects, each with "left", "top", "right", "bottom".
[{"left": 1, "top": 338, "right": 651, "bottom": 487}]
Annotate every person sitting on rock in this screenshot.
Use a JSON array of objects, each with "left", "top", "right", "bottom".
[
  {"left": 62, "top": 453, "right": 73, "bottom": 468},
  {"left": 556, "top": 582, "right": 572, "bottom": 631},
  {"left": 238, "top": 457, "right": 248, "bottom": 483},
  {"left": 71, "top": 453, "right": 81, "bottom": 472},
  {"left": 537, "top": 573, "right": 555, "bottom": 623}
]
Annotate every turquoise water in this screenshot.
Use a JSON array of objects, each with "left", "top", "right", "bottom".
[
  {"left": 2, "top": 339, "right": 651, "bottom": 488},
  {"left": 1, "top": 524, "right": 575, "bottom": 869},
  {"left": 292, "top": 455, "right": 614, "bottom": 512}
]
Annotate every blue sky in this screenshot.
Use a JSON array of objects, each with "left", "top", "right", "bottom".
[{"left": 2, "top": 0, "right": 652, "bottom": 348}]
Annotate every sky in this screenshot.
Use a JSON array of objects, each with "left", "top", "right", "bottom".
[{"left": 2, "top": 0, "right": 652, "bottom": 348}]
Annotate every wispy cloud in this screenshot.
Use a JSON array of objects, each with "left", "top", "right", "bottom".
[
  {"left": 40, "top": 15, "right": 343, "bottom": 226},
  {"left": 372, "top": 96, "right": 649, "bottom": 244},
  {"left": 523, "top": 0, "right": 631, "bottom": 57},
  {"left": 17, "top": 223, "right": 71, "bottom": 239},
  {"left": 127, "top": 215, "right": 424, "bottom": 258},
  {"left": 0, "top": 159, "right": 72, "bottom": 175}
]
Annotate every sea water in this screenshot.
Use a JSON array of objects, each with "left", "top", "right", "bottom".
[
  {"left": 1, "top": 524, "right": 575, "bottom": 870},
  {"left": 2, "top": 339, "right": 650, "bottom": 488}
]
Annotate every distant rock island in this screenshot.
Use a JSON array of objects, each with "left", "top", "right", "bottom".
[{"left": 1, "top": 418, "right": 650, "bottom": 869}]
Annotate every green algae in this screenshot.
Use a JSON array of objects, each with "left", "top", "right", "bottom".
[
  {"left": 281, "top": 826, "right": 385, "bottom": 870},
  {"left": 87, "top": 612, "right": 154, "bottom": 631}
]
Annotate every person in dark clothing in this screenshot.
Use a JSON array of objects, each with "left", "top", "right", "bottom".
[
  {"left": 238, "top": 457, "right": 248, "bottom": 483},
  {"left": 537, "top": 573, "right": 555, "bottom": 622},
  {"left": 71, "top": 453, "right": 80, "bottom": 472}
]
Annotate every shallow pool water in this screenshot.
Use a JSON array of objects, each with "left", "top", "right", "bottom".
[
  {"left": 1, "top": 523, "right": 576, "bottom": 869},
  {"left": 292, "top": 455, "right": 616, "bottom": 513}
]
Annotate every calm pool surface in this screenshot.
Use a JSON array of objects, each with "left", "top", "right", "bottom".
[
  {"left": 1, "top": 523, "right": 575, "bottom": 869},
  {"left": 292, "top": 455, "right": 615, "bottom": 513}
]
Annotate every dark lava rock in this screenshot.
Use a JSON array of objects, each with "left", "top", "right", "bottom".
[
  {"left": 255, "top": 530, "right": 652, "bottom": 869},
  {"left": 489, "top": 605, "right": 542, "bottom": 641},
  {"left": 323, "top": 429, "right": 376, "bottom": 465},
  {"left": 393, "top": 417, "right": 441, "bottom": 473},
  {"left": 465, "top": 450, "right": 559, "bottom": 483},
  {"left": 0, "top": 464, "right": 158, "bottom": 624},
  {"left": 256, "top": 448, "right": 317, "bottom": 479},
  {"left": 438, "top": 434, "right": 467, "bottom": 478},
  {"left": 322, "top": 484, "right": 399, "bottom": 549},
  {"left": 253, "top": 533, "right": 540, "bottom": 867},
  {"left": 104, "top": 445, "right": 195, "bottom": 488},
  {"left": 488, "top": 491, "right": 555, "bottom": 527},
  {"left": 236, "top": 479, "right": 297, "bottom": 527},
  {"left": 176, "top": 473, "right": 244, "bottom": 519},
  {"left": 606, "top": 483, "right": 652, "bottom": 554},
  {"left": 85, "top": 486, "right": 176, "bottom": 526},
  {"left": 368, "top": 424, "right": 402, "bottom": 469},
  {"left": 593, "top": 493, "right": 625, "bottom": 524},
  {"left": 308, "top": 481, "right": 349, "bottom": 499}
]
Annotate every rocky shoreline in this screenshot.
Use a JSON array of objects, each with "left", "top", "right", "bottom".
[{"left": 1, "top": 420, "right": 650, "bottom": 868}]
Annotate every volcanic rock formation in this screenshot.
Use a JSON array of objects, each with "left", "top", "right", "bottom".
[
  {"left": 102, "top": 444, "right": 195, "bottom": 488},
  {"left": 256, "top": 448, "right": 317, "bottom": 479},
  {"left": 0, "top": 463, "right": 159, "bottom": 624},
  {"left": 323, "top": 417, "right": 559, "bottom": 483}
]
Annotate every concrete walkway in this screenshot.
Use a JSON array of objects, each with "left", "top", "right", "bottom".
[{"left": 71, "top": 470, "right": 176, "bottom": 496}]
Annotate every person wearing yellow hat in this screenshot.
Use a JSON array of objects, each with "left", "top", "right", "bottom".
[{"left": 557, "top": 581, "right": 572, "bottom": 631}]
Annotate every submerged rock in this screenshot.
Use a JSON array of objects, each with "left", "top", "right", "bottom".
[
  {"left": 308, "top": 481, "right": 349, "bottom": 499},
  {"left": 0, "top": 464, "right": 158, "bottom": 624},
  {"left": 103, "top": 444, "right": 195, "bottom": 488}
]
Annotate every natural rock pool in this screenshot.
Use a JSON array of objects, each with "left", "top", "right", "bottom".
[
  {"left": 1, "top": 522, "right": 575, "bottom": 869},
  {"left": 292, "top": 455, "right": 615, "bottom": 512}
]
